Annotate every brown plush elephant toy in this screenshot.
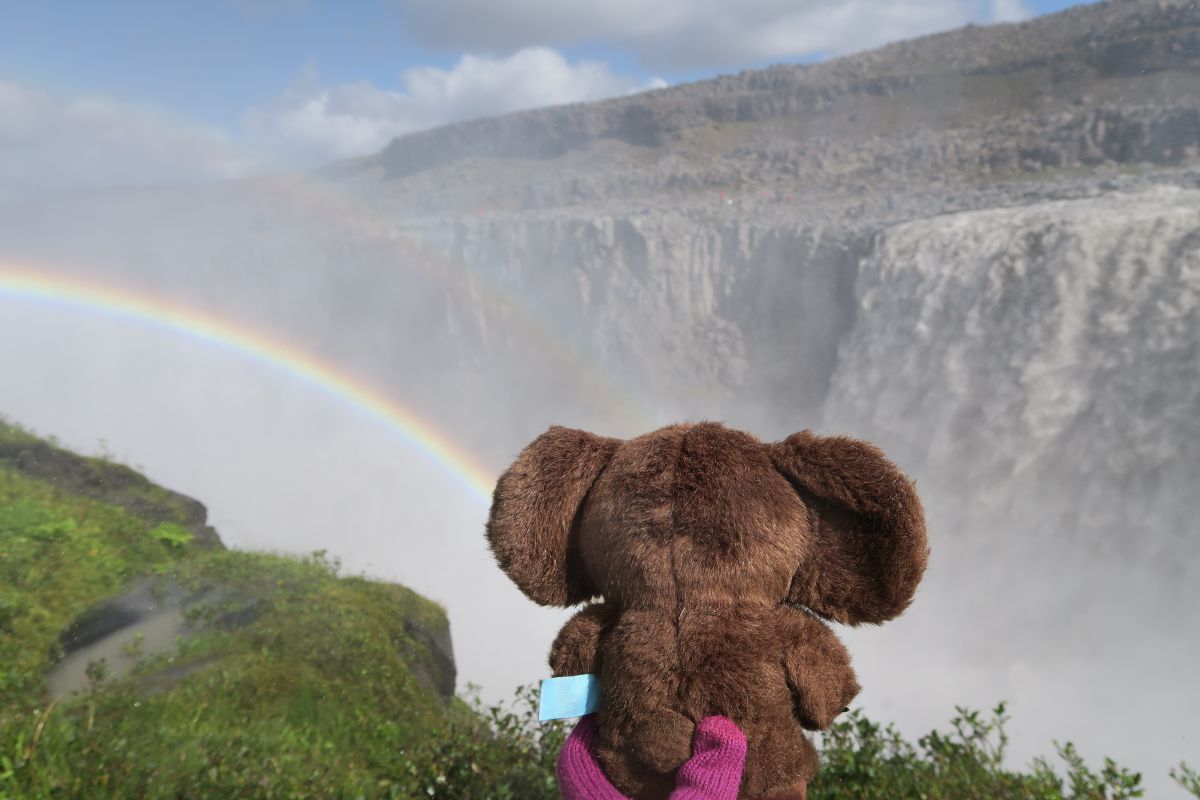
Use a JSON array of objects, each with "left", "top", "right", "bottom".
[{"left": 486, "top": 422, "right": 928, "bottom": 800}]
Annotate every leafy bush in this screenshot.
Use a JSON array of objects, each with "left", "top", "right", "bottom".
[
  {"left": 811, "top": 703, "right": 1146, "bottom": 799},
  {"left": 401, "top": 685, "right": 566, "bottom": 800},
  {"left": 1173, "top": 763, "right": 1200, "bottom": 797},
  {"left": 366, "top": 691, "right": 1195, "bottom": 800}
]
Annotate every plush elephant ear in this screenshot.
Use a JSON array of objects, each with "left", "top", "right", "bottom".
[
  {"left": 769, "top": 430, "right": 928, "bottom": 626},
  {"left": 486, "top": 426, "right": 621, "bottom": 607}
]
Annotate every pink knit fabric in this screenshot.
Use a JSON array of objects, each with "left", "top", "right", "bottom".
[
  {"left": 557, "top": 717, "right": 625, "bottom": 800},
  {"left": 671, "top": 717, "right": 748, "bottom": 800},
  {"left": 557, "top": 716, "right": 747, "bottom": 800}
]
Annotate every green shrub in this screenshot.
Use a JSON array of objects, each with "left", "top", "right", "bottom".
[
  {"left": 811, "top": 702, "right": 1145, "bottom": 799},
  {"left": 1173, "top": 763, "right": 1200, "bottom": 798},
  {"left": 400, "top": 685, "right": 566, "bottom": 800}
]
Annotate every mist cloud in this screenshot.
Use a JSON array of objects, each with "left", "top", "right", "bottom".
[
  {"left": 241, "top": 48, "right": 666, "bottom": 165},
  {"left": 396, "top": 0, "right": 1034, "bottom": 72},
  {"left": 0, "top": 83, "right": 258, "bottom": 205}
]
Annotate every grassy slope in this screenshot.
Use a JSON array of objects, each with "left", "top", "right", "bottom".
[{"left": 0, "top": 421, "right": 562, "bottom": 799}]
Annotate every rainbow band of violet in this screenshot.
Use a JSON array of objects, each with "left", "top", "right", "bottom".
[{"left": 0, "top": 261, "right": 495, "bottom": 505}]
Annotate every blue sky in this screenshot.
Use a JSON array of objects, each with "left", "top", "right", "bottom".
[
  {"left": 0, "top": 0, "right": 1098, "bottom": 200},
  {"left": 0, "top": 2, "right": 446, "bottom": 127}
]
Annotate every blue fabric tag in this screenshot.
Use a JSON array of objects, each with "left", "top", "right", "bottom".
[{"left": 539, "top": 674, "right": 601, "bottom": 721}]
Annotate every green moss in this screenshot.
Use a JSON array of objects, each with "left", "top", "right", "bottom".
[
  {"left": 0, "top": 417, "right": 40, "bottom": 444},
  {"left": 0, "top": 535, "right": 560, "bottom": 798},
  {"left": 0, "top": 427, "right": 562, "bottom": 799},
  {"left": 0, "top": 467, "right": 180, "bottom": 702},
  {"left": 147, "top": 523, "right": 193, "bottom": 550}
]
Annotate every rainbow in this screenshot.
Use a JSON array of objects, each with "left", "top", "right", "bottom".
[{"left": 0, "top": 262, "right": 496, "bottom": 504}]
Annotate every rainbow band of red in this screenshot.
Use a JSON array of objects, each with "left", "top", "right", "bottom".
[{"left": 0, "top": 262, "right": 495, "bottom": 505}]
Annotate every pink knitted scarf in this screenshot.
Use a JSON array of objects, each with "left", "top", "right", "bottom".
[{"left": 557, "top": 716, "right": 747, "bottom": 800}]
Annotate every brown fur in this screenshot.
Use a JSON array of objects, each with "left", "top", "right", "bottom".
[{"left": 486, "top": 422, "right": 928, "bottom": 799}]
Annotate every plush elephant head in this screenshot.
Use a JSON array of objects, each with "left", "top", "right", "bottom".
[{"left": 486, "top": 422, "right": 927, "bottom": 624}]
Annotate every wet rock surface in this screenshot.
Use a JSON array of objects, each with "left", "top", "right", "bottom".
[
  {"left": 402, "top": 617, "right": 457, "bottom": 699},
  {"left": 48, "top": 574, "right": 458, "bottom": 701},
  {"left": 49, "top": 577, "right": 259, "bottom": 697}
]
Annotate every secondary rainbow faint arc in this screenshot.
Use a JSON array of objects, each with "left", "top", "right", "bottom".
[
  {"left": 0, "top": 263, "right": 496, "bottom": 505},
  {"left": 251, "top": 171, "right": 656, "bottom": 428}
]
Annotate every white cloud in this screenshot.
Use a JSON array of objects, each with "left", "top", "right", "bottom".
[
  {"left": 0, "top": 48, "right": 662, "bottom": 198},
  {"left": 988, "top": 0, "right": 1034, "bottom": 23},
  {"left": 0, "top": 83, "right": 259, "bottom": 205},
  {"left": 397, "top": 0, "right": 1037, "bottom": 71},
  {"left": 241, "top": 47, "right": 665, "bottom": 165}
]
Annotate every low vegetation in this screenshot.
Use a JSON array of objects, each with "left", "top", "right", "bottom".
[{"left": 1, "top": 418, "right": 1195, "bottom": 798}]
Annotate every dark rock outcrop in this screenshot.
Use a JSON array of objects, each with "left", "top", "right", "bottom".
[
  {"left": 402, "top": 617, "right": 457, "bottom": 699},
  {"left": 50, "top": 574, "right": 458, "bottom": 701},
  {"left": 0, "top": 436, "right": 223, "bottom": 549},
  {"left": 49, "top": 577, "right": 260, "bottom": 697}
]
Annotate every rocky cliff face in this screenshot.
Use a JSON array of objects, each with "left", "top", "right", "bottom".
[
  {"left": 347, "top": 0, "right": 1200, "bottom": 187},
  {"left": 409, "top": 180, "right": 1200, "bottom": 592},
  {"left": 410, "top": 214, "right": 865, "bottom": 425},
  {"left": 0, "top": 431, "right": 224, "bottom": 550}
]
